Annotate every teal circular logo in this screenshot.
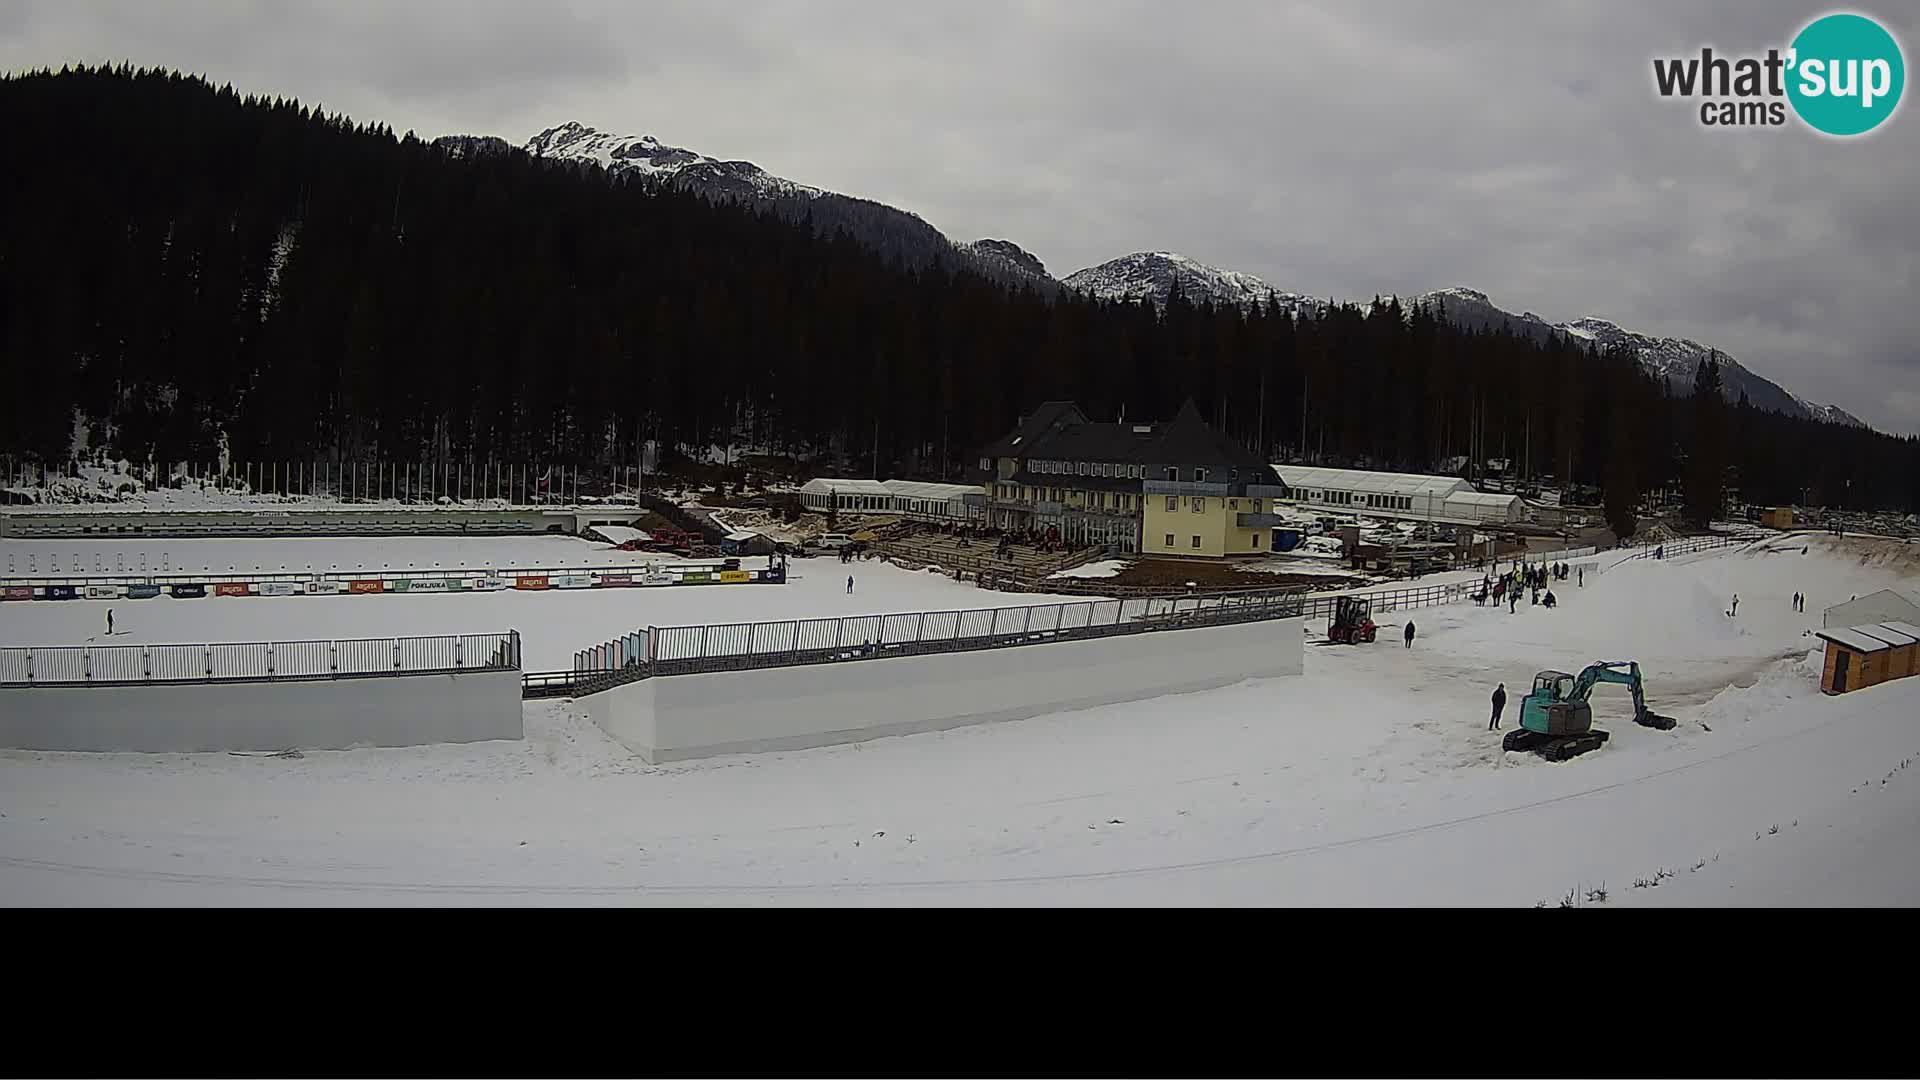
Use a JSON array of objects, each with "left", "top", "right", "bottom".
[{"left": 1786, "top": 13, "right": 1905, "bottom": 136}]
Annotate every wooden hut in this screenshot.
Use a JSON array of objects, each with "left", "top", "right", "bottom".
[
  {"left": 1816, "top": 626, "right": 1897, "bottom": 694},
  {"left": 1862, "top": 622, "right": 1920, "bottom": 680}
]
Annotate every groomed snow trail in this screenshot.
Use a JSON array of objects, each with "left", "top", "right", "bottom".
[{"left": 2, "top": 533, "right": 1915, "bottom": 905}]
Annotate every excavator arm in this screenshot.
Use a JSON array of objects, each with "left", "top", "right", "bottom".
[{"left": 1570, "top": 661, "right": 1672, "bottom": 730}]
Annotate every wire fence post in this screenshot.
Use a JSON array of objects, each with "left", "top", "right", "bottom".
[
  {"left": 205, "top": 645, "right": 213, "bottom": 677},
  {"left": 142, "top": 645, "right": 151, "bottom": 681},
  {"left": 392, "top": 639, "right": 401, "bottom": 670},
  {"left": 267, "top": 642, "right": 275, "bottom": 676}
]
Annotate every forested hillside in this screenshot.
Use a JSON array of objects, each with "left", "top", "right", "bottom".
[{"left": 2, "top": 66, "right": 1914, "bottom": 513}]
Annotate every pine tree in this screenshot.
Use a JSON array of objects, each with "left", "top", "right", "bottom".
[{"left": 1683, "top": 354, "right": 1727, "bottom": 527}]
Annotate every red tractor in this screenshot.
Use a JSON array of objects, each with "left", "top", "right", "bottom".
[{"left": 1326, "top": 595, "right": 1378, "bottom": 645}]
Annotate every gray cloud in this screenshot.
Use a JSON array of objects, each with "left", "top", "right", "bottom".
[{"left": 3, "top": 0, "right": 1914, "bottom": 429}]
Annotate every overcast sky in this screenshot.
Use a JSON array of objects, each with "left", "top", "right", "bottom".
[{"left": 5, "top": 1, "right": 1916, "bottom": 431}]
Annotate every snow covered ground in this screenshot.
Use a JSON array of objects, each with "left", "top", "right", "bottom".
[
  {"left": 1, "top": 534, "right": 674, "bottom": 578},
  {"left": 0, "top": 544, "right": 1081, "bottom": 669},
  {"left": 2, "top": 532, "right": 1916, "bottom": 905}
]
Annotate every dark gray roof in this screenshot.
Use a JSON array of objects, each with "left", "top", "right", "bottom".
[{"left": 981, "top": 398, "right": 1270, "bottom": 473}]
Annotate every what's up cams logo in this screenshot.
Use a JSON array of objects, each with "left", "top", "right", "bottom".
[{"left": 1653, "top": 11, "right": 1905, "bottom": 135}]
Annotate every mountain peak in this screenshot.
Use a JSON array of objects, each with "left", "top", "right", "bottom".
[
  {"left": 522, "top": 121, "right": 817, "bottom": 198},
  {"left": 961, "top": 239, "right": 1049, "bottom": 280},
  {"left": 1428, "top": 286, "right": 1491, "bottom": 305},
  {"left": 1062, "top": 251, "right": 1324, "bottom": 314}
]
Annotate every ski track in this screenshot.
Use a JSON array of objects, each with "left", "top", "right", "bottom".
[{"left": 2, "top": 531, "right": 1917, "bottom": 905}]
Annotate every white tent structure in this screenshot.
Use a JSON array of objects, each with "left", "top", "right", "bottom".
[
  {"left": 1272, "top": 465, "right": 1523, "bottom": 525},
  {"left": 881, "top": 480, "right": 982, "bottom": 521},
  {"left": 1822, "top": 589, "right": 1920, "bottom": 630},
  {"left": 797, "top": 478, "right": 893, "bottom": 513},
  {"left": 798, "top": 477, "right": 983, "bottom": 521}
]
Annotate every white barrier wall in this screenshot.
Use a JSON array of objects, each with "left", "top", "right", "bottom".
[
  {"left": 589, "top": 616, "right": 1303, "bottom": 763},
  {"left": 0, "top": 669, "right": 523, "bottom": 753}
]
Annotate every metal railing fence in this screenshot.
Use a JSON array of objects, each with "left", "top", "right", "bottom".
[
  {"left": 0, "top": 631, "right": 521, "bottom": 687},
  {"left": 526, "top": 588, "right": 1308, "bottom": 698}
]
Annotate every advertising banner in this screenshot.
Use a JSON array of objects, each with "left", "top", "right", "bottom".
[
  {"left": 215, "top": 583, "right": 251, "bottom": 597},
  {"left": 554, "top": 574, "right": 593, "bottom": 589},
  {"left": 5, "top": 585, "right": 37, "bottom": 600},
  {"left": 348, "top": 579, "right": 385, "bottom": 594},
  {"left": 85, "top": 585, "right": 120, "bottom": 599},
  {"left": 472, "top": 577, "right": 507, "bottom": 591},
  {"left": 718, "top": 570, "right": 750, "bottom": 584},
  {"left": 643, "top": 571, "right": 675, "bottom": 586},
  {"left": 399, "top": 579, "right": 452, "bottom": 593},
  {"left": 515, "top": 576, "right": 550, "bottom": 590},
  {"left": 44, "top": 585, "right": 79, "bottom": 600},
  {"left": 596, "top": 574, "right": 633, "bottom": 587},
  {"left": 256, "top": 582, "right": 299, "bottom": 597},
  {"left": 305, "top": 580, "right": 344, "bottom": 595},
  {"left": 170, "top": 584, "right": 207, "bottom": 599},
  {"left": 681, "top": 572, "right": 710, "bottom": 584},
  {"left": 125, "top": 584, "right": 162, "bottom": 599}
]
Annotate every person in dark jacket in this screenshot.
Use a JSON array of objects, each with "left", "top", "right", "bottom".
[
  {"left": 1403, "top": 620, "right": 1415, "bottom": 648},
  {"left": 846, "top": 575, "right": 854, "bottom": 595},
  {"left": 106, "top": 608, "right": 114, "bottom": 635},
  {"left": 1489, "top": 683, "right": 1507, "bottom": 730},
  {"left": 1543, "top": 590, "right": 1557, "bottom": 609}
]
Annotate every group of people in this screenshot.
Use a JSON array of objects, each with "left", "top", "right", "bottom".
[
  {"left": 904, "top": 519, "right": 1092, "bottom": 560},
  {"left": 1475, "top": 561, "right": 1565, "bottom": 613}
]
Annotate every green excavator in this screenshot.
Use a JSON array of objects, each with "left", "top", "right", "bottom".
[{"left": 1502, "top": 661, "right": 1677, "bottom": 761}]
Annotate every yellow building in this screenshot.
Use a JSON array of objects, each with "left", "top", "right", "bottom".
[
  {"left": 976, "top": 398, "right": 1284, "bottom": 555},
  {"left": 1142, "top": 480, "right": 1288, "bottom": 559}
]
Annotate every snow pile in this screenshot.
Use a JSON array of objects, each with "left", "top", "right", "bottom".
[
  {"left": 1049, "top": 559, "right": 1129, "bottom": 579},
  {"left": 1695, "top": 650, "right": 1824, "bottom": 730}
]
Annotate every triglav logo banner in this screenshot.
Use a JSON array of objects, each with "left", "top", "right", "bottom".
[{"left": 1653, "top": 11, "right": 1905, "bottom": 135}]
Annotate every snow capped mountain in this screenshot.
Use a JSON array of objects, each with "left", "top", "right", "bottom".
[
  {"left": 1061, "top": 261, "right": 1864, "bottom": 427},
  {"left": 1427, "top": 298, "right": 1866, "bottom": 427},
  {"left": 1062, "top": 252, "right": 1326, "bottom": 315},
  {"left": 960, "top": 239, "right": 1050, "bottom": 282},
  {"left": 525, "top": 121, "right": 822, "bottom": 199},
  {"left": 453, "top": 120, "right": 1867, "bottom": 429}
]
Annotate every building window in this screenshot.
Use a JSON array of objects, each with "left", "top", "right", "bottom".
[
  {"left": 1165, "top": 467, "right": 1178, "bottom": 481},
  {"left": 1196, "top": 468, "right": 1209, "bottom": 483},
  {"left": 1077, "top": 462, "right": 1087, "bottom": 475},
  {"left": 1253, "top": 535, "right": 1262, "bottom": 548},
  {"left": 1191, "top": 497, "right": 1204, "bottom": 513},
  {"left": 1165, "top": 496, "right": 1177, "bottom": 512},
  {"left": 1164, "top": 533, "right": 1175, "bottom": 547},
  {"left": 1191, "top": 535, "right": 1202, "bottom": 549},
  {"left": 1250, "top": 499, "right": 1261, "bottom": 512},
  {"left": 979, "top": 457, "right": 990, "bottom": 471},
  {"left": 1228, "top": 498, "right": 1238, "bottom": 510}
]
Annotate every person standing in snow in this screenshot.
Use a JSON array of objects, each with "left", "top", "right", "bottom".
[
  {"left": 106, "top": 608, "right": 114, "bottom": 635},
  {"left": 1730, "top": 593, "right": 1739, "bottom": 617},
  {"left": 846, "top": 574, "right": 854, "bottom": 595},
  {"left": 1508, "top": 589, "right": 1518, "bottom": 614},
  {"left": 1489, "top": 683, "right": 1507, "bottom": 731},
  {"left": 1577, "top": 566, "right": 1584, "bottom": 587},
  {"left": 1403, "top": 620, "right": 1416, "bottom": 648}
]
